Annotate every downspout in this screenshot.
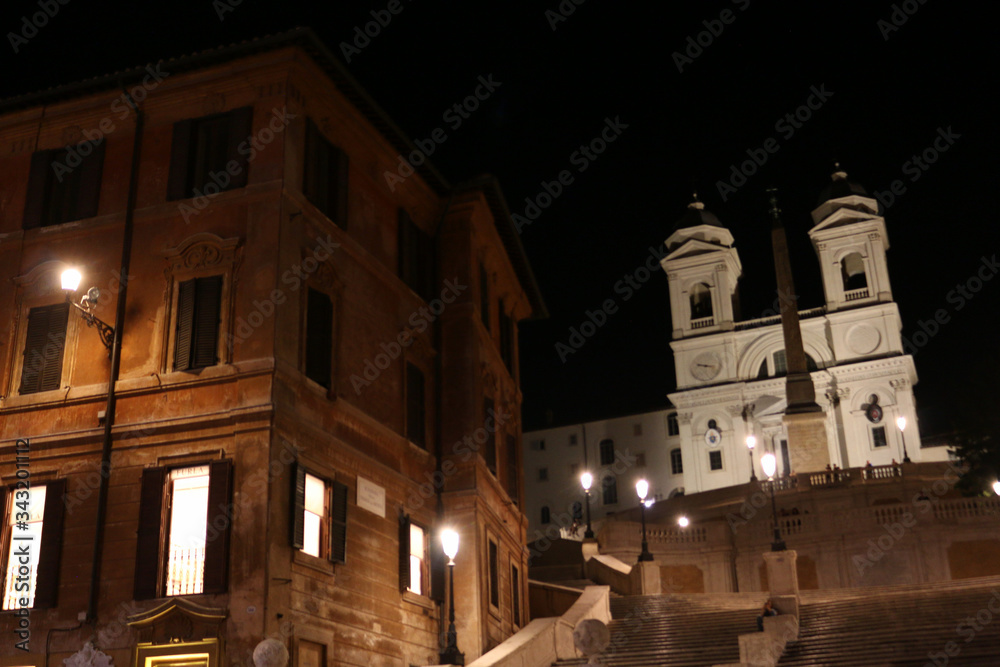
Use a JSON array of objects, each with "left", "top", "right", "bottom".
[{"left": 86, "top": 88, "right": 142, "bottom": 623}]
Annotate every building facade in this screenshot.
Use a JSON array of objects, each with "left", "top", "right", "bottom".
[
  {"left": 0, "top": 29, "right": 544, "bottom": 667},
  {"left": 523, "top": 410, "right": 683, "bottom": 541}
]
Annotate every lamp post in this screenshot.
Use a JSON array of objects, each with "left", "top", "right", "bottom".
[
  {"left": 440, "top": 529, "right": 464, "bottom": 666},
  {"left": 760, "top": 453, "right": 786, "bottom": 552},
  {"left": 746, "top": 434, "right": 758, "bottom": 482},
  {"left": 61, "top": 268, "right": 116, "bottom": 356},
  {"left": 581, "top": 472, "right": 595, "bottom": 539},
  {"left": 636, "top": 479, "right": 653, "bottom": 562},
  {"left": 896, "top": 416, "right": 911, "bottom": 463}
]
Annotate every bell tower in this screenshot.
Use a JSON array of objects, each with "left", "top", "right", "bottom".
[
  {"left": 808, "top": 167, "right": 892, "bottom": 312},
  {"left": 660, "top": 196, "right": 742, "bottom": 339}
]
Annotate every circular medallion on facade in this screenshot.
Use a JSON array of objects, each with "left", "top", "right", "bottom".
[
  {"left": 865, "top": 395, "right": 883, "bottom": 423},
  {"left": 704, "top": 427, "right": 722, "bottom": 447},
  {"left": 847, "top": 323, "right": 882, "bottom": 355}
]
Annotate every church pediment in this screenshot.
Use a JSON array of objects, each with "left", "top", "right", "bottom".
[
  {"left": 809, "top": 206, "right": 881, "bottom": 235},
  {"left": 664, "top": 238, "right": 730, "bottom": 262}
]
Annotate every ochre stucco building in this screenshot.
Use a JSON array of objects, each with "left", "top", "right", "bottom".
[{"left": 0, "top": 28, "right": 544, "bottom": 667}]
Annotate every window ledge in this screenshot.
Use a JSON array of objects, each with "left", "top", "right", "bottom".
[
  {"left": 293, "top": 548, "right": 335, "bottom": 575},
  {"left": 403, "top": 590, "right": 435, "bottom": 610}
]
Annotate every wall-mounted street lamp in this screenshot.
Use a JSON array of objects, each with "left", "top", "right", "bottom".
[
  {"left": 896, "top": 416, "right": 912, "bottom": 463},
  {"left": 61, "top": 268, "right": 115, "bottom": 357},
  {"left": 581, "top": 472, "right": 595, "bottom": 539},
  {"left": 636, "top": 479, "right": 653, "bottom": 562},
  {"left": 439, "top": 528, "right": 464, "bottom": 666},
  {"left": 761, "top": 453, "right": 786, "bottom": 552},
  {"left": 746, "top": 434, "right": 758, "bottom": 482}
]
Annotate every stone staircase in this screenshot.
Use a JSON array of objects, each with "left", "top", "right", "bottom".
[
  {"left": 552, "top": 592, "right": 763, "bottom": 666},
  {"left": 780, "top": 577, "right": 1000, "bottom": 666},
  {"left": 551, "top": 577, "right": 1000, "bottom": 666}
]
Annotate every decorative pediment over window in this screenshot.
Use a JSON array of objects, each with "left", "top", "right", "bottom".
[
  {"left": 126, "top": 597, "right": 227, "bottom": 644},
  {"left": 163, "top": 233, "right": 241, "bottom": 278}
]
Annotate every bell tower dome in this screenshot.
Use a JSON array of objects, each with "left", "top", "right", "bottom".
[
  {"left": 808, "top": 166, "right": 892, "bottom": 312},
  {"left": 660, "top": 195, "right": 742, "bottom": 339}
]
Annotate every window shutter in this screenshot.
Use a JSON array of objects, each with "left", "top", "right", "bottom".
[
  {"left": 20, "top": 303, "right": 69, "bottom": 395},
  {"left": 33, "top": 478, "right": 66, "bottom": 609},
  {"left": 202, "top": 459, "right": 233, "bottom": 595},
  {"left": 173, "top": 279, "right": 195, "bottom": 371},
  {"left": 291, "top": 463, "right": 305, "bottom": 550},
  {"left": 418, "top": 228, "right": 435, "bottom": 302},
  {"left": 302, "top": 119, "right": 325, "bottom": 214},
  {"left": 191, "top": 276, "right": 222, "bottom": 369},
  {"left": 430, "top": 530, "right": 445, "bottom": 602},
  {"left": 305, "top": 288, "right": 333, "bottom": 389},
  {"left": 406, "top": 364, "right": 425, "bottom": 448},
  {"left": 166, "top": 119, "right": 194, "bottom": 201},
  {"left": 333, "top": 145, "right": 349, "bottom": 228},
  {"left": 398, "top": 513, "right": 410, "bottom": 593},
  {"left": 329, "top": 480, "right": 348, "bottom": 564},
  {"left": 134, "top": 467, "right": 166, "bottom": 600},
  {"left": 75, "top": 140, "right": 106, "bottom": 220},
  {"left": 480, "top": 264, "right": 490, "bottom": 330},
  {"left": 226, "top": 107, "right": 253, "bottom": 190},
  {"left": 506, "top": 434, "right": 519, "bottom": 503},
  {"left": 23, "top": 150, "right": 53, "bottom": 229}
]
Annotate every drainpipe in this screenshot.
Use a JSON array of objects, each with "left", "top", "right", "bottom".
[{"left": 86, "top": 88, "right": 142, "bottom": 623}]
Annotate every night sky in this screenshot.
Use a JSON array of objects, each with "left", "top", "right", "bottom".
[{"left": 2, "top": 1, "right": 997, "bottom": 436}]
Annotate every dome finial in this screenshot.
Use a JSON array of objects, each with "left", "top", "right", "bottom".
[
  {"left": 688, "top": 189, "right": 705, "bottom": 210},
  {"left": 832, "top": 161, "right": 848, "bottom": 181}
]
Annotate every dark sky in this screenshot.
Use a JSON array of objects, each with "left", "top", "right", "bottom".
[{"left": 2, "top": 1, "right": 997, "bottom": 436}]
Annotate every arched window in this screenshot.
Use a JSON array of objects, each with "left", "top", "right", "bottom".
[
  {"left": 599, "top": 439, "right": 615, "bottom": 465},
  {"left": 841, "top": 253, "right": 868, "bottom": 292},
  {"left": 602, "top": 476, "right": 618, "bottom": 505},
  {"left": 670, "top": 448, "right": 683, "bottom": 475},
  {"left": 689, "top": 283, "right": 713, "bottom": 320},
  {"left": 540, "top": 506, "right": 551, "bottom": 524},
  {"left": 667, "top": 413, "right": 680, "bottom": 436}
]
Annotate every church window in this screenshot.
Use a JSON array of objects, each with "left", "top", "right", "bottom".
[
  {"left": 602, "top": 476, "right": 618, "bottom": 505},
  {"left": 690, "top": 283, "right": 713, "bottom": 319},
  {"left": 670, "top": 448, "right": 683, "bottom": 475},
  {"left": 871, "top": 426, "right": 888, "bottom": 448},
  {"left": 841, "top": 253, "right": 868, "bottom": 292},
  {"left": 709, "top": 450, "right": 723, "bottom": 471}
]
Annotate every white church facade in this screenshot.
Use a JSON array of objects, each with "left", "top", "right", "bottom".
[{"left": 524, "top": 170, "right": 950, "bottom": 539}]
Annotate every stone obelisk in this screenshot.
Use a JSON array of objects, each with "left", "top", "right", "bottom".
[{"left": 768, "top": 189, "right": 830, "bottom": 473}]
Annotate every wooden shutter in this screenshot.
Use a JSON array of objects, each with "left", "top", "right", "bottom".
[
  {"left": 290, "top": 463, "right": 305, "bottom": 550},
  {"left": 23, "top": 150, "right": 53, "bottom": 229},
  {"left": 333, "top": 145, "right": 349, "bottom": 229},
  {"left": 488, "top": 540, "right": 499, "bottom": 607},
  {"left": 202, "top": 460, "right": 232, "bottom": 594},
  {"left": 33, "top": 478, "right": 66, "bottom": 609},
  {"left": 226, "top": 107, "right": 253, "bottom": 190},
  {"left": 75, "top": 140, "right": 106, "bottom": 220},
  {"left": 511, "top": 564, "right": 521, "bottom": 626},
  {"left": 191, "top": 276, "right": 222, "bottom": 369},
  {"left": 329, "top": 480, "right": 348, "bottom": 564},
  {"left": 430, "top": 528, "right": 445, "bottom": 602},
  {"left": 302, "top": 119, "right": 325, "bottom": 214},
  {"left": 166, "top": 119, "right": 194, "bottom": 201},
  {"left": 134, "top": 467, "right": 166, "bottom": 600},
  {"left": 480, "top": 264, "right": 490, "bottom": 330},
  {"left": 418, "top": 226, "right": 435, "bottom": 302},
  {"left": 398, "top": 513, "right": 410, "bottom": 593},
  {"left": 173, "top": 279, "right": 195, "bottom": 371},
  {"left": 483, "top": 398, "right": 496, "bottom": 474},
  {"left": 305, "top": 288, "right": 333, "bottom": 389},
  {"left": 506, "top": 434, "right": 519, "bottom": 503},
  {"left": 19, "top": 303, "right": 69, "bottom": 395},
  {"left": 406, "top": 364, "right": 425, "bottom": 448}
]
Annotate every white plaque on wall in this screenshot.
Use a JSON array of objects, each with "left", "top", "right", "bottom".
[{"left": 357, "top": 477, "right": 386, "bottom": 518}]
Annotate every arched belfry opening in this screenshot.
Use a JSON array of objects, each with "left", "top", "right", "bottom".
[
  {"left": 690, "top": 283, "right": 713, "bottom": 319},
  {"left": 841, "top": 252, "right": 868, "bottom": 292}
]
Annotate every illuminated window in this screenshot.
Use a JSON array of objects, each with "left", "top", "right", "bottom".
[
  {"left": 2, "top": 480, "right": 65, "bottom": 611},
  {"left": 292, "top": 466, "right": 347, "bottom": 564},
  {"left": 134, "top": 461, "right": 232, "bottom": 600},
  {"left": 408, "top": 524, "right": 426, "bottom": 594},
  {"left": 2, "top": 486, "right": 45, "bottom": 609},
  {"left": 166, "top": 466, "right": 210, "bottom": 596}
]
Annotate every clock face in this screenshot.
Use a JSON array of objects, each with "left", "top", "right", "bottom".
[{"left": 690, "top": 352, "right": 722, "bottom": 381}]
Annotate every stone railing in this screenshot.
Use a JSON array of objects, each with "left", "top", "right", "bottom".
[
  {"left": 844, "top": 286, "right": 870, "bottom": 301},
  {"left": 932, "top": 497, "right": 1000, "bottom": 521},
  {"left": 733, "top": 306, "right": 826, "bottom": 331},
  {"left": 465, "top": 585, "right": 611, "bottom": 667},
  {"left": 647, "top": 525, "right": 708, "bottom": 543},
  {"left": 690, "top": 316, "right": 715, "bottom": 330}
]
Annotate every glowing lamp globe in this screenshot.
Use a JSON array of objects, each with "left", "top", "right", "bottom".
[
  {"left": 61, "top": 268, "right": 82, "bottom": 292},
  {"left": 636, "top": 479, "right": 649, "bottom": 501},
  {"left": 678, "top": 516, "right": 689, "bottom": 528},
  {"left": 761, "top": 453, "right": 777, "bottom": 479},
  {"left": 581, "top": 472, "right": 593, "bottom": 491},
  {"left": 441, "top": 529, "right": 460, "bottom": 564}
]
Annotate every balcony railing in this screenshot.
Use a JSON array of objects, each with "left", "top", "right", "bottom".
[
  {"left": 690, "top": 316, "right": 715, "bottom": 330},
  {"left": 166, "top": 545, "right": 205, "bottom": 596},
  {"left": 844, "top": 287, "right": 870, "bottom": 302}
]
